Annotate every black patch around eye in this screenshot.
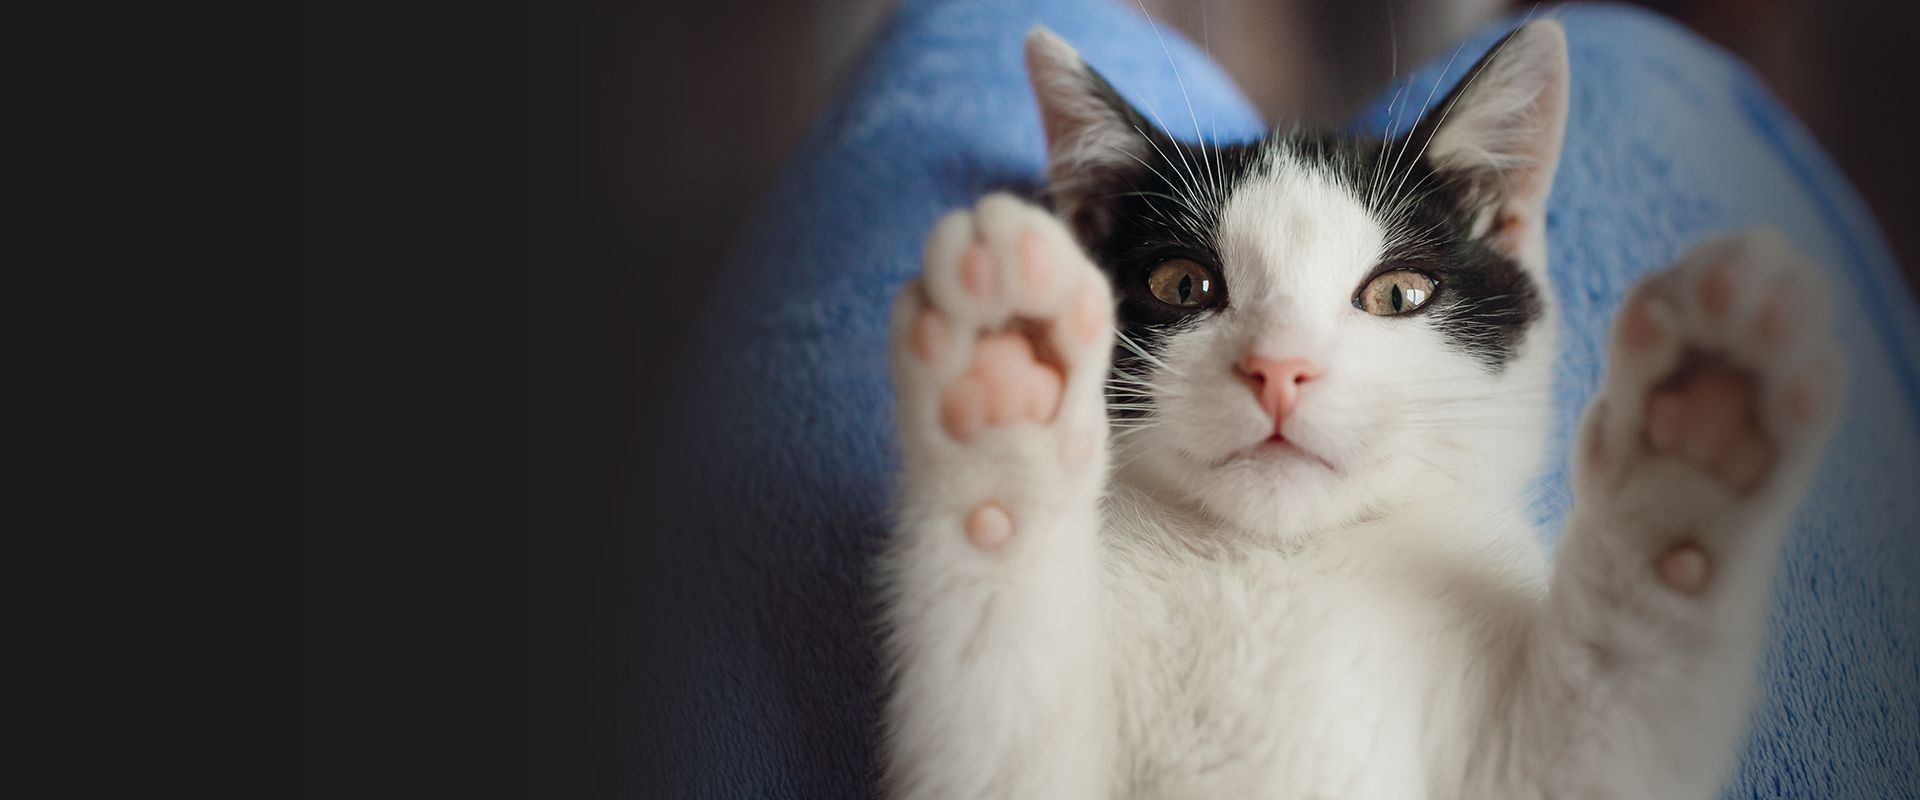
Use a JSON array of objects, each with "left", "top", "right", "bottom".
[
  {"left": 1054, "top": 128, "right": 1542, "bottom": 405},
  {"left": 1352, "top": 155, "right": 1542, "bottom": 369},
  {"left": 1076, "top": 140, "right": 1265, "bottom": 384},
  {"left": 1427, "top": 243, "right": 1540, "bottom": 369},
  {"left": 1378, "top": 188, "right": 1541, "bottom": 368}
]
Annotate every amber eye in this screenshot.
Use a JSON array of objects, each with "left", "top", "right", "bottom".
[
  {"left": 1355, "top": 269, "right": 1438, "bottom": 316},
  {"left": 1145, "top": 258, "right": 1220, "bottom": 309}
]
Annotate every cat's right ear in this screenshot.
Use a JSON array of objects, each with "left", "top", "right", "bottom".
[
  {"left": 1405, "top": 20, "right": 1569, "bottom": 265},
  {"left": 1026, "top": 27, "right": 1153, "bottom": 246}
]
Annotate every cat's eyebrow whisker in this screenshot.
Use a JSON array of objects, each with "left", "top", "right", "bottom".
[
  {"left": 1111, "top": 190, "right": 1199, "bottom": 208},
  {"left": 1094, "top": 35, "right": 1211, "bottom": 217},
  {"left": 1380, "top": 39, "right": 1469, "bottom": 221},
  {"left": 1389, "top": 4, "right": 1547, "bottom": 221},
  {"left": 1369, "top": 2, "right": 1403, "bottom": 214},
  {"left": 1381, "top": 180, "right": 1442, "bottom": 230},
  {"left": 1133, "top": 0, "right": 1219, "bottom": 209},
  {"left": 1118, "top": 144, "right": 1202, "bottom": 211},
  {"left": 1198, "top": 0, "right": 1225, "bottom": 205},
  {"left": 1118, "top": 151, "right": 1210, "bottom": 236},
  {"left": 1382, "top": 216, "right": 1448, "bottom": 252},
  {"left": 1127, "top": 118, "right": 1208, "bottom": 224}
]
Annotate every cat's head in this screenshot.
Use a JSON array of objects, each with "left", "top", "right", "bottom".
[{"left": 1027, "top": 22, "right": 1569, "bottom": 540}]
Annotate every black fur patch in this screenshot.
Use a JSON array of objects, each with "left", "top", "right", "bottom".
[
  {"left": 1057, "top": 130, "right": 1542, "bottom": 383},
  {"left": 1359, "top": 150, "right": 1544, "bottom": 369}
]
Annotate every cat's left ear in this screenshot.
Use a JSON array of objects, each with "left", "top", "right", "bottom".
[
  {"left": 1026, "top": 27, "right": 1159, "bottom": 248},
  {"left": 1410, "top": 20, "right": 1569, "bottom": 263}
]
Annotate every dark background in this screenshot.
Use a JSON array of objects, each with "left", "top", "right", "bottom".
[{"left": 189, "top": 0, "right": 1918, "bottom": 796}]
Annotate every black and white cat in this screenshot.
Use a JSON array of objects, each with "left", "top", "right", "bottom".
[{"left": 880, "top": 21, "right": 1844, "bottom": 799}]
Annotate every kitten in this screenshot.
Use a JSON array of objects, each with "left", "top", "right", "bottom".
[{"left": 881, "top": 21, "right": 1843, "bottom": 799}]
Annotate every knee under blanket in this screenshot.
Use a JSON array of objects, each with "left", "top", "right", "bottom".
[{"left": 643, "top": 1, "right": 1920, "bottom": 795}]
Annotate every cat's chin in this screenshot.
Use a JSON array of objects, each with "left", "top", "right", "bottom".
[
  {"left": 1124, "top": 441, "right": 1383, "bottom": 543},
  {"left": 1214, "top": 435, "right": 1341, "bottom": 475}
]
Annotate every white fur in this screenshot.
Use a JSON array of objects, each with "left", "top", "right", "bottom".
[{"left": 879, "top": 21, "right": 1842, "bottom": 799}]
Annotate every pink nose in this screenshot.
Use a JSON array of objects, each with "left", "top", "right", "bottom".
[{"left": 1236, "top": 355, "right": 1320, "bottom": 423}]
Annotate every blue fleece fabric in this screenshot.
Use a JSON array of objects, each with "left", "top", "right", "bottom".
[{"left": 654, "top": 1, "right": 1920, "bottom": 795}]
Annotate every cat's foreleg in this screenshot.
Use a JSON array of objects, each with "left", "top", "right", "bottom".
[
  {"left": 1492, "top": 230, "right": 1844, "bottom": 798},
  {"left": 879, "top": 194, "right": 1118, "bottom": 799}
]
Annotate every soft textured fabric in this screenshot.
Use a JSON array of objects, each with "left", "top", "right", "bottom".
[{"left": 650, "top": 1, "right": 1920, "bottom": 796}]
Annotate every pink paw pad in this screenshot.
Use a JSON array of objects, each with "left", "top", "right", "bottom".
[
  {"left": 1620, "top": 294, "right": 1666, "bottom": 353},
  {"left": 1062, "top": 428, "right": 1096, "bottom": 469},
  {"left": 1714, "top": 438, "right": 1772, "bottom": 493},
  {"left": 965, "top": 502, "right": 1014, "bottom": 550},
  {"left": 1656, "top": 543, "right": 1711, "bottom": 593},
  {"left": 1646, "top": 392, "right": 1688, "bottom": 452},
  {"left": 937, "top": 331, "right": 1065, "bottom": 439},
  {"left": 911, "top": 306, "right": 947, "bottom": 363},
  {"left": 960, "top": 244, "right": 996, "bottom": 298},
  {"left": 1069, "top": 285, "right": 1107, "bottom": 345},
  {"left": 939, "top": 378, "right": 987, "bottom": 440},
  {"left": 1697, "top": 261, "right": 1736, "bottom": 320},
  {"left": 1584, "top": 402, "right": 1610, "bottom": 468},
  {"left": 1016, "top": 231, "right": 1051, "bottom": 296},
  {"left": 1751, "top": 284, "right": 1796, "bottom": 349},
  {"left": 1784, "top": 376, "right": 1821, "bottom": 425},
  {"left": 1643, "top": 362, "right": 1771, "bottom": 494}
]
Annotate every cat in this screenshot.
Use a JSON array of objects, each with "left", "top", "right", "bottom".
[{"left": 879, "top": 20, "right": 1844, "bottom": 799}]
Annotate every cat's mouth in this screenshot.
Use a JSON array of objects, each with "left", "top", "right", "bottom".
[{"left": 1216, "top": 433, "right": 1339, "bottom": 474}]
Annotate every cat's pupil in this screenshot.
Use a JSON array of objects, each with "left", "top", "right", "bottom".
[
  {"left": 1391, "top": 284, "right": 1403, "bottom": 312},
  {"left": 1179, "top": 275, "right": 1193, "bottom": 302}
]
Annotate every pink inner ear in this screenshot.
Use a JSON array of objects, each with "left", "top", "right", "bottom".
[{"left": 1421, "top": 23, "right": 1567, "bottom": 255}]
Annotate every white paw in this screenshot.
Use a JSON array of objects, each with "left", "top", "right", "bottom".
[
  {"left": 1575, "top": 229, "right": 1845, "bottom": 593},
  {"left": 890, "top": 194, "right": 1115, "bottom": 551}
]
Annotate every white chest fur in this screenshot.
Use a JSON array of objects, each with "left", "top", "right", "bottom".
[{"left": 1100, "top": 501, "right": 1546, "bottom": 799}]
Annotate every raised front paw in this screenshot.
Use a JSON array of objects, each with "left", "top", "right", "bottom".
[
  {"left": 890, "top": 194, "right": 1114, "bottom": 551},
  {"left": 1574, "top": 229, "right": 1845, "bottom": 592}
]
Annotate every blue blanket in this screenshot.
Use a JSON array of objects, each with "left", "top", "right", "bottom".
[{"left": 651, "top": 1, "right": 1920, "bottom": 795}]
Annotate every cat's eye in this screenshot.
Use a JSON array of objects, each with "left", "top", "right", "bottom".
[
  {"left": 1355, "top": 269, "right": 1438, "bottom": 316},
  {"left": 1145, "top": 258, "right": 1220, "bottom": 309}
]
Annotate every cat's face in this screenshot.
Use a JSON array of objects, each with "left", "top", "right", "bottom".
[{"left": 1027, "top": 24, "right": 1569, "bottom": 539}]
